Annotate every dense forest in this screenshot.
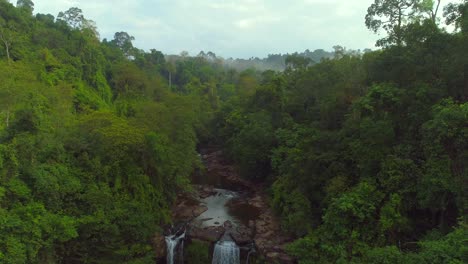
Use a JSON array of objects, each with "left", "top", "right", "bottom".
[{"left": 0, "top": 0, "right": 466, "bottom": 263}]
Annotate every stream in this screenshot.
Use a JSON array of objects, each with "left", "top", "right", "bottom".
[
  {"left": 192, "top": 189, "right": 239, "bottom": 228},
  {"left": 191, "top": 149, "right": 260, "bottom": 229},
  {"left": 162, "top": 148, "right": 292, "bottom": 264}
]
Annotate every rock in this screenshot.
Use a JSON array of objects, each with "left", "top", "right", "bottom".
[
  {"left": 172, "top": 207, "right": 193, "bottom": 221},
  {"left": 278, "top": 253, "right": 295, "bottom": 263},
  {"left": 189, "top": 225, "right": 225, "bottom": 242},
  {"left": 231, "top": 224, "right": 253, "bottom": 245},
  {"left": 262, "top": 231, "right": 274, "bottom": 238},
  {"left": 255, "top": 220, "right": 269, "bottom": 234},
  {"left": 223, "top": 220, "right": 233, "bottom": 229},
  {"left": 266, "top": 252, "right": 280, "bottom": 259},
  {"left": 198, "top": 186, "right": 217, "bottom": 198},
  {"left": 192, "top": 205, "right": 208, "bottom": 218},
  {"left": 176, "top": 148, "right": 296, "bottom": 263},
  {"left": 152, "top": 233, "right": 166, "bottom": 259}
]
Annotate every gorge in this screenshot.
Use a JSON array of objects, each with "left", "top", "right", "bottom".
[{"left": 155, "top": 148, "right": 295, "bottom": 263}]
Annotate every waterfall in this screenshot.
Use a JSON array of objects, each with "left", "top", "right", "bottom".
[
  {"left": 212, "top": 240, "right": 240, "bottom": 264},
  {"left": 245, "top": 247, "right": 255, "bottom": 264},
  {"left": 165, "top": 230, "right": 185, "bottom": 264}
]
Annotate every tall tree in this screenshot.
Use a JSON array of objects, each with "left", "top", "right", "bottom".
[
  {"left": 444, "top": 0, "right": 468, "bottom": 32},
  {"left": 422, "top": 0, "right": 441, "bottom": 23},
  {"left": 112, "top": 31, "right": 135, "bottom": 57},
  {"left": 57, "top": 7, "right": 85, "bottom": 29},
  {"left": 16, "top": 0, "right": 34, "bottom": 14},
  {"left": 0, "top": 18, "right": 14, "bottom": 64},
  {"left": 365, "top": 0, "right": 425, "bottom": 46}
]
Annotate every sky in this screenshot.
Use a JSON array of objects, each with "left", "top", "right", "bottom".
[{"left": 32, "top": 0, "right": 403, "bottom": 58}]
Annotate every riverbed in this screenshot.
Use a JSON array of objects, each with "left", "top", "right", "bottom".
[{"left": 157, "top": 148, "right": 295, "bottom": 264}]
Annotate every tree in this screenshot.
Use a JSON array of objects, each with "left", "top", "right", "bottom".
[
  {"left": 333, "top": 45, "right": 346, "bottom": 59},
  {"left": 365, "top": 0, "right": 425, "bottom": 46},
  {"left": 81, "top": 19, "right": 99, "bottom": 39},
  {"left": 16, "top": 0, "right": 34, "bottom": 14},
  {"left": 112, "top": 31, "right": 135, "bottom": 57},
  {"left": 0, "top": 19, "right": 14, "bottom": 64},
  {"left": 57, "top": 7, "right": 84, "bottom": 29},
  {"left": 444, "top": 0, "right": 468, "bottom": 33},
  {"left": 423, "top": 0, "right": 441, "bottom": 23},
  {"left": 285, "top": 53, "right": 312, "bottom": 70},
  {"left": 146, "top": 49, "right": 165, "bottom": 66}
]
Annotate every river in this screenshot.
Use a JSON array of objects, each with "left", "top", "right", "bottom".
[{"left": 161, "top": 148, "right": 293, "bottom": 264}]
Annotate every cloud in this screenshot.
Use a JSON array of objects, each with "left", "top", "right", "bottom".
[{"left": 34, "top": 0, "right": 380, "bottom": 58}]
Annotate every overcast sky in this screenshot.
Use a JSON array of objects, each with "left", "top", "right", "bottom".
[{"left": 31, "top": 0, "right": 441, "bottom": 58}]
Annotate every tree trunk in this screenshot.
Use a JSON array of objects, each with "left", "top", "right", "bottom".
[
  {"left": 5, "top": 41, "right": 10, "bottom": 64},
  {"left": 1, "top": 38, "right": 10, "bottom": 64},
  {"left": 397, "top": 7, "right": 403, "bottom": 46},
  {"left": 432, "top": 0, "right": 441, "bottom": 23}
]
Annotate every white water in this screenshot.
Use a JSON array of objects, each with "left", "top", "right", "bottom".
[
  {"left": 246, "top": 248, "right": 255, "bottom": 264},
  {"left": 212, "top": 240, "right": 240, "bottom": 264},
  {"left": 165, "top": 231, "right": 185, "bottom": 264}
]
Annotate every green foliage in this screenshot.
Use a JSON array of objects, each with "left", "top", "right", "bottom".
[
  {"left": 185, "top": 240, "right": 210, "bottom": 264},
  {"left": 227, "top": 111, "right": 275, "bottom": 180},
  {"left": 0, "top": 4, "right": 209, "bottom": 263},
  {"left": 215, "top": 3, "right": 466, "bottom": 261},
  {"left": 272, "top": 176, "right": 312, "bottom": 235},
  {"left": 365, "top": 0, "right": 440, "bottom": 46},
  {"left": 0, "top": 1, "right": 466, "bottom": 263}
]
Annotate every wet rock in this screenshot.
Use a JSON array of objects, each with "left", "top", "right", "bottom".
[
  {"left": 198, "top": 185, "right": 217, "bottom": 199},
  {"left": 223, "top": 220, "right": 233, "bottom": 229},
  {"left": 188, "top": 225, "right": 225, "bottom": 242},
  {"left": 231, "top": 224, "right": 254, "bottom": 245},
  {"left": 192, "top": 205, "right": 208, "bottom": 218},
  {"left": 152, "top": 233, "right": 166, "bottom": 259},
  {"left": 178, "top": 148, "right": 296, "bottom": 262}
]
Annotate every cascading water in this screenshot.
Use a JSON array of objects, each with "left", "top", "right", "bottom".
[
  {"left": 212, "top": 239, "right": 240, "bottom": 264},
  {"left": 245, "top": 246, "right": 256, "bottom": 264},
  {"left": 165, "top": 230, "right": 185, "bottom": 264}
]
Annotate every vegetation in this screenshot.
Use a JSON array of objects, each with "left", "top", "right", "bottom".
[
  {"left": 184, "top": 240, "right": 210, "bottom": 264},
  {"left": 0, "top": 1, "right": 218, "bottom": 262},
  {"left": 0, "top": 0, "right": 466, "bottom": 263},
  {"left": 214, "top": 0, "right": 467, "bottom": 263}
]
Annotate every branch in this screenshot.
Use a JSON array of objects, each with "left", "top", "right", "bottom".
[{"left": 433, "top": 0, "right": 441, "bottom": 21}]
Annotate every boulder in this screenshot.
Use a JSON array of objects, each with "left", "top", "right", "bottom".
[
  {"left": 188, "top": 225, "right": 225, "bottom": 243},
  {"left": 192, "top": 205, "right": 208, "bottom": 218},
  {"left": 231, "top": 224, "right": 254, "bottom": 245},
  {"left": 223, "top": 220, "right": 233, "bottom": 229}
]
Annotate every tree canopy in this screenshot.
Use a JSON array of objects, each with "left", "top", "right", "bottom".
[{"left": 0, "top": 0, "right": 466, "bottom": 263}]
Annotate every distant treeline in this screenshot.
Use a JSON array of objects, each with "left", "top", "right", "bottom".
[{"left": 166, "top": 47, "right": 372, "bottom": 72}]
